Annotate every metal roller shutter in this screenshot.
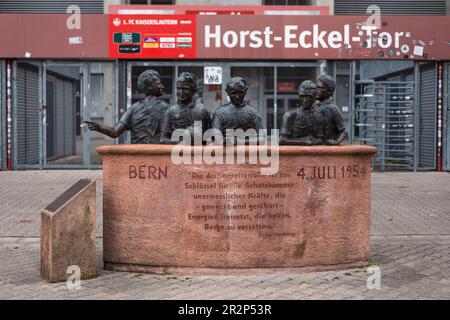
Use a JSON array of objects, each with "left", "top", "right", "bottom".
[
  {"left": 405, "top": 73, "right": 414, "bottom": 83},
  {"left": 418, "top": 63, "right": 437, "bottom": 169},
  {"left": 26, "top": 68, "right": 40, "bottom": 164},
  {"left": 16, "top": 64, "right": 39, "bottom": 165},
  {"left": 0, "top": 61, "right": 3, "bottom": 170},
  {"left": 16, "top": 67, "right": 26, "bottom": 164},
  {"left": 334, "top": 0, "right": 447, "bottom": 16},
  {"left": 445, "top": 63, "right": 450, "bottom": 171},
  {"left": 0, "top": 1, "right": 104, "bottom": 13},
  {"left": 64, "top": 81, "right": 74, "bottom": 156},
  {"left": 55, "top": 78, "right": 65, "bottom": 159}
]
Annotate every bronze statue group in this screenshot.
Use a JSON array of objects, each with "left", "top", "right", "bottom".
[{"left": 85, "top": 70, "right": 347, "bottom": 146}]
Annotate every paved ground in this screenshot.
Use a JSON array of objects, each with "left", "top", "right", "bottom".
[{"left": 0, "top": 170, "right": 449, "bottom": 299}]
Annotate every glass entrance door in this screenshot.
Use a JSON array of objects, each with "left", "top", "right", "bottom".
[
  {"left": 44, "top": 63, "right": 87, "bottom": 167},
  {"left": 41, "top": 61, "right": 117, "bottom": 168},
  {"left": 10, "top": 61, "right": 116, "bottom": 169},
  {"left": 89, "top": 62, "right": 117, "bottom": 166}
]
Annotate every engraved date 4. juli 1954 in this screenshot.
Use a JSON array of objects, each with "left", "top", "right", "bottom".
[{"left": 297, "top": 165, "right": 367, "bottom": 181}]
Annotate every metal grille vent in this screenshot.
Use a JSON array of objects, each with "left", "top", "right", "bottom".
[
  {"left": 0, "top": 1, "right": 104, "bottom": 14},
  {"left": 335, "top": 0, "right": 446, "bottom": 16}
]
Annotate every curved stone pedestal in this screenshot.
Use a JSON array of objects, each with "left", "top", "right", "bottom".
[{"left": 98, "top": 144, "right": 376, "bottom": 275}]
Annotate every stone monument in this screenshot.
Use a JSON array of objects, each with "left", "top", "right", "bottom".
[{"left": 96, "top": 73, "right": 376, "bottom": 275}]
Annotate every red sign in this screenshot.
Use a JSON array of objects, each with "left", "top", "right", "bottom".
[
  {"left": 277, "top": 82, "right": 296, "bottom": 92},
  {"left": 108, "top": 15, "right": 450, "bottom": 60},
  {"left": 1, "top": 14, "right": 449, "bottom": 60},
  {"left": 109, "top": 14, "right": 196, "bottom": 59}
]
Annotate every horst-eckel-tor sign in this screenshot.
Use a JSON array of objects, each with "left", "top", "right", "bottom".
[{"left": 109, "top": 15, "right": 450, "bottom": 60}]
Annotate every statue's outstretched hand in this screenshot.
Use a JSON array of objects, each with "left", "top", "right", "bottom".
[{"left": 83, "top": 121, "right": 100, "bottom": 131}]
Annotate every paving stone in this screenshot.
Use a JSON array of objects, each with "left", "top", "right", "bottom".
[{"left": 1, "top": 171, "right": 450, "bottom": 299}]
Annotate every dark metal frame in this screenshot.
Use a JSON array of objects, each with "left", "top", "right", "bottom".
[{"left": 12, "top": 60, "right": 117, "bottom": 169}]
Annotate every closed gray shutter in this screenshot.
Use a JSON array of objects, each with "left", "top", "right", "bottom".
[
  {"left": 0, "top": 61, "right": 3, "bottom": 170},
  {"left": 405, "top": 73, "right": 414, "bottom": 83},
  {"left": 445, "top": 63, "right": 450, "bottom": 171},
  {"left": 16, "top": 66, "right": 26, "bottom": 164},
  {"left": 55, "top": 78, "right": 65, "bottom": 158},
  {"left": 418, "top": 63, "right": 437, "bottom": 169},
  {"left": 16, "top": 63, "right": 39, "bottom": 165},
  {"left": 64, "top": 81, "right": 74, "bottom": 156},
  {"left": 0, "top": 1, "right": 104, "bottom": 13},
  {"left": 26, "top": 68, "right": 40, "bottom": 164},
  {"left": 334, "top": 0, "right": 447, "bottom": 15}
]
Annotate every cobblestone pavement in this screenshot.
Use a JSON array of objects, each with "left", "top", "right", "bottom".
[{"left": 0, "top": 171, "right": 449, "bottom": 299}]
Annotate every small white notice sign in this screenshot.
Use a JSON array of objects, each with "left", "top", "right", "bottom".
[
  {"left": 204, "top": 67, "right": 222, "bottom": 85},
  {"left": 413, "top": 45, "right": 424, "bottom": 57},
  {"left": 68, "top": 36, "right": 83, "bottom": 44}
]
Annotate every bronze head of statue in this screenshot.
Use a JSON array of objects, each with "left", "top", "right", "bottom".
[
  {"left": 225, "top": 77, "right": 248, "bottom": 107},
  {"left": 176, "top": 72, "right": 197, "bottom": 105},
  {"left": 298, "top": 80, "right": 317, "bottom": 111},
  {"left": 137, "top": 69, "right": 165, "bottom": 97},
  {"left": 316, "top": 74, "right": 336, "bottom": 101}
]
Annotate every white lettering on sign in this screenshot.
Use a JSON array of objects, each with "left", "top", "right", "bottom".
[
  {"left": 205, "top": 25, "right": 274, "bottom": 49},
  {"left": 204, "top": 24, "right": 406, "bottom": 50},
  {"left": 66, "top": 5, "right": 81, "bottom": 30}
]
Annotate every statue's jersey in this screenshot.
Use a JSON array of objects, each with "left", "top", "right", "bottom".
[
  {"left": 280, "top": 107, "right": 323, "bottom": 138},
  {"left": 314, "top": 99, "right": 347, "bottom": 140},
  {"left": 119, "top": 96, "right": 169, "bottom": 144},
  {"left": 161, "top": 101, "right": 212, "bottom": 136},
  {"left": 212, "top": 103, "right": 263, "bottom": 135}
]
